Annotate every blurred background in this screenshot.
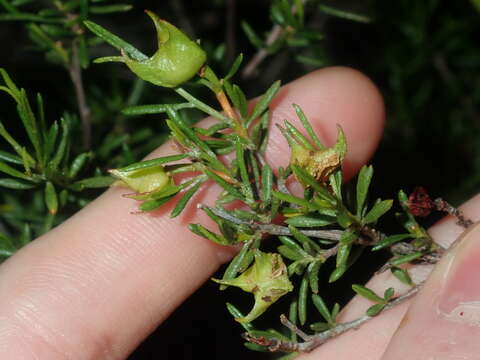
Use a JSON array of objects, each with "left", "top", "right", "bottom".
[{"left": 0, "top": 0, "right": 479, "bottom": 358}]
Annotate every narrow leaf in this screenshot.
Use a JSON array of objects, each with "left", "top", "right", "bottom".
[
  {"left": 298, "top": 273, "right": 309, "bottom": 325},
  {"left": 170, "top": 181, "right": 202, "bottom": 218},
  {"left": 362, "top": 199, "right": 393, "bottom": 224},
  {"left": 83, "top": 20, "right": 148, "bottom": 61},
  {"left": 312, "top": 294, "right": 332, "bottom": 323},
  {"left": 189, "top": 224, "right": 230, "bottom": 245},
  {"left": 122, "top": 103, "right": 195, "bottom": 115},
  {"left": 224, "top": 53, "right": 243, "bottom": 80},
  {"left": 0, "top": 178, "right": 35, "bottom": 189},
  {"left": 352, "top": 284, "right": 384, "bottom": 303},
  {"left": 308, "top": 260, "right": 322, "bottom": 294},
  {"left": 356, "top": 165, "right": 373, "bottom": 217},
  {"left": 286, "top": 214, "right": 336, "bottom": 227},
  {"left": 372, "top": 233, "right": 412, "bottom": 251},
  {"left": 246, "top": 80, "right": 281, "bottom": 126},
  {"left": 293, "top": 103, "right": 324, "bottom": 149},
  {"left": 366, "top": 303, "right": 386, "bottom": 317},
  {"left": 44, "top": 181, "right": 58, "bottom": 215},
  {"left": 391, "top": 267, "right": 413, "bottom": 286},
  {"left": 226, "top": 303, "right": 253, "bottom": 331}
]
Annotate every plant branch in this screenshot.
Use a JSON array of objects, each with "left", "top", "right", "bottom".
[
  {"left": 241, "top": 24, "right": 284, "bottom": 79},
  {"left": 241, "top": 0, "right": 307, "bottom": 79},
  {"left": 199, "top": 205, "right": 343, "bottom": 241},
  {"left": 68, "top": 40, "right": 91, "bottom": 149},
  {"left": 245, "top": 281, "right": 423, "bottom": 353}
]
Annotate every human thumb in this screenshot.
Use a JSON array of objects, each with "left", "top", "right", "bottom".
[{"left": 381, "top": 222, "right": 480, "bottom": 359}]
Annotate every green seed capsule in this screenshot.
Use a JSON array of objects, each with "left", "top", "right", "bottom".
[{"left": 109, "top": 11, "right": 207, "bottom": 87}]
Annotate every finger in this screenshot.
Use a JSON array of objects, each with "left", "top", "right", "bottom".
[
  {"left": 381, "top": 206, "right": 480, "bottom": 359},
  {"left": 298, "top": 194, "right": 480, "bottom": 360},
  {"left": 0, "top": 67, "right": 385, "bottom": 359}
]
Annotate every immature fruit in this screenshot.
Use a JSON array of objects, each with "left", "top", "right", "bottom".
[
  {"left": 97, "top": 10, "right": 207, "bottom": 88},
  {"left": 213, "top": 250, "right": 293, "bottom": 323}
]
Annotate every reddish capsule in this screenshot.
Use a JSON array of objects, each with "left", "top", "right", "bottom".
[{"left": 408, "top": 186, "right": 434, "bottom": 217}]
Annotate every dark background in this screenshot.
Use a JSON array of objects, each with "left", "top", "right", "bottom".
[{"left": 1, "top": 0, "right": 479, "bottom": 359}]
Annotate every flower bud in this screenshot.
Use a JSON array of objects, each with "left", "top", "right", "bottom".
[
  {"left": 213, "top": 250, "right": 293, "bottom": 323},
  {"left": 104, "top": 11, "right": 207, "bottom": 87}
]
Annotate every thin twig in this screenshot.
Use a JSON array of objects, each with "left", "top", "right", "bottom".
[
  {"left": 199, "top": 205, "right": 343, "bottom": 241},
  {"left": 241, "top": 0, "right": 307, "bottom": 79},
  {"left": 68, "top": 40, "right": 92, "bottom": 149},
  {"left": 246, "top": 282, "right": 423, "bottom": 353},
  {"left": 242, "top": 24, "right": 284, "bottom": 79},
  {"left": 433, "top": 198, "right": 474, "bottom": 229}
]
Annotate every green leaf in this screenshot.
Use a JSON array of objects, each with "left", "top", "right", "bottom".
[
  {"left": 312, "top": 294, "right": 332, "bottom": 324},
  {"left": 362, "top": 199, "right": 393, "bottom": 224},
  {"left": 352, "top": 284, "right": 384, "bottom": 303},
  {"left": 329, "top": 265, "right": 347, "bottom": 283},
  {"left": 372, "top": 233, "right": 412, "bottom": 251},
  {"left": 122, "top": 102, "right": 195, "bottom": 115},
  {"left": 220, "top": 242, "right": 254, "bottom": 290},
  {"left": 0, "top": 178, "right": 36, "bottom": 189},
  {"left": 284, "top": 120, "right": 315, "bottom": 151},
  {"left": 246, "top": 80, "right": 281, "bottom": 126},
  {"left": 83, "top": 20, "right": 148, "bottom": 61},
  {"left": 260, "top": 164, "right": 273, "bottom": 207},
  {"left": 204, "top": 169, "right": 243, "bottom": 200},
  {"left": 44, "top": 181, "right": 58, "bottom": 215},
  {"left": 189, "top": 224, "right": 230, "bottom": 245},
  {"left": 298, "top": 273, "right": 309, "bottom": 325},
  {"left": 309, "top": 322, "right": 330, "bottom": 332},
  {"left": 116, "top": 154, "right": 189, "bottom": 173},
  {"left": 290, "top": 165, "right": 336, "bottom": 204},
  {"left": 288, "top": 224, "right": 320, "bottom": 254},
  {"left": 90, "top": 4, "right": 133, "bottom": 14},
  {"left": 356, "top": 165, "right": 373, "bottom": 217},
  {"left": 241, "top": 21, "right": 265, "bottom": 49},
  {"left": 45, "top": 121, "right": 59, "bottom": 160},
  {"left": 235, "top": 140, "right": 254, "bottom": 202},
  {"left": 285, "top": 214, "right": 336, "bottom": 227},
  {"left": 308, "top": 260, "right": 322, "bottom": 294},
  {"left": 390, "top": 252, "right": 423, "bottom": 266},
  {"left": 384, "top": 287, "right": 395, "bottom": 301},
  {"left": 170, "top": 180, "right": 203, "bottom": 218},
  {"left": 226, "top": 303, "right": 253, "bottom": 331},
  {"left": 71, "top": 176, "right": 114, "bottom": 190},
  {"left": 366, "top": 303, "right": 386, "bottom": 317},
  {"left": 0, "top": 160, "right": 32, "bottom": 180},
  {"left": 224, "top": 53, "right": 244, "bottom": 80},
  {"left": 69, "top": 152, "right": 91, "bottom": 178},
  {"left": 335, "top": 243, "right": 351, "bottom": 268},
  {"left": 139, "top": 195, "right": 176, "bottom": 212},
  {"left": 329, "top": 170, "right": 342, "bottom": 201},
  {"left": 278, "top": 235, "right": 308, "bottom": 256},
  {"left": 277, "top": 245, "right": 304, "bottom": 261},
  {"left": 318, "top": 4, "right": 372, "bottom": 23},
  {"left": 391, "top": 267, "right": 413, "bottom": 286},
  {"left": 292, "top": 104, "right": 324, "bottom": 149},
  {"left": 0, "top": 12, "right": 63, "bottom": 23},
  {"left": 0, "top": 151, "right": 22, "bottom": 165},
  {"left": 50, "top": 118, "right": 69, "bottom": 170},
  {"left": 174, "top": 87, "right": 231, "bottom": 123}
]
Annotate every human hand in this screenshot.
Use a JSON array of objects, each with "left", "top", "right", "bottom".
[{"left": 0, "top": 67, "right": 477, "bottom": 359}]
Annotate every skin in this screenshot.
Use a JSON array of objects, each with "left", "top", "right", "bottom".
[{"left": 0, "top": 67, "right": 477, "bottom": 359}]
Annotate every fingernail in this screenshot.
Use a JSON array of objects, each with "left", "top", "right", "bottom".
[{"left": 437, "top": 222, "right": 480, "bottom": 326}]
